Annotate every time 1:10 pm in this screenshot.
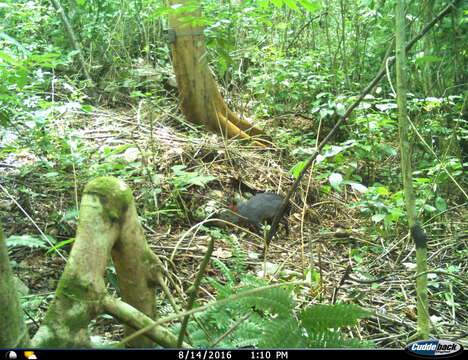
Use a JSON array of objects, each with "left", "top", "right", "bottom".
[{"left": 250, "top": 351, "right": 288, "bottom": 359}]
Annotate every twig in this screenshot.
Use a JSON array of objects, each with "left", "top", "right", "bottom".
[{"left": 177, "top": 237, "right": 215, "bottom": 347}]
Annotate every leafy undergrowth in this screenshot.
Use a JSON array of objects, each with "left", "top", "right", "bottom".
[{"left": 2, "top": 104, "right": 467, "bottom": 348}]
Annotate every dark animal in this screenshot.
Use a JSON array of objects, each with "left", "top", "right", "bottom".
[{"left": 218, "top": 193, "right": 289, "bottom": 235}]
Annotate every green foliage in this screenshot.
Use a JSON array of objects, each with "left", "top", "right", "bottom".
[
  {"left": 246, "top": 52, "right": 333, "bottom": 115},
  {"left": 141, "top": 165, "right": 216, "bottom": 223},
  {"left": 428, "top": 265, "right": 464, "bottom": 311},
  {"left": 6, "top": 234, "right": 51, "bottom": 251},
  {"left": 20, "top": 292, "right": 53, "bottom": 320},
  {"left": 170, "top": 165, "right": 216, "bottom": 190},
  {"left": 351, "top": 185, "right": 405, "bottom": 227},
  {"left": 0, "top": 1, "right": 75, "bottom": 127},
  {"left": 352, "top": 154, "right": 464, "bottom": 226},
  {"left": 88, "top": 145, "right": 143, "bottom": 178},
  {"left": 175, "top": 266, "right": 373, "bottom": 348},
  {"left": 268, "top": 0, "right": 319, "bottom": 11},
  {"left": 46, "top": 238, "right": 75, "bottom": 255},
  {"left": 285, "top": 92, "right": 466, "bottom": 230},
  {"left": 212, "top": 238, "right": 249, "bottom": 276},
  {"left": 1, "top": 0, "right": 466, "bottom": 348},
  {"left": 300, "top": 303, "right": 372, "bottom": 333}
]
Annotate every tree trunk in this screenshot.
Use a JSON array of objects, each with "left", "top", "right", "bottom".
[
  {"left": 0, "top": 224, "right": 31, "bottom": 347},
  {"left": 395, "top": 0, "right": 430, "bottom": 340},
  {"left": 32, "top": 177, "right": 181, "bottom": 347},
  {"left": 167, "top": 0, "right": 269, "bottom": 146}
]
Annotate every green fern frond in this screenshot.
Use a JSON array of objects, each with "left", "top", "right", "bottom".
[
  {"left": 179, "top": 269, "right": 373, "bottom": 348},
  {"left": 188, "top": 327, "right": 211, "bottom": 347},
  {"left": 306, "top": 330, "right": 347, "bottom": 348},
  {"left": 6, "top": 234, "right": 50, "bottom": 249},
  {"left": 306, "top": 330, "right": 374, "bottom": 348},
  {"left": 205, "top": 277, "right": 234, "bottom": 299},
  {"left": 211, "top": 258, "right": 235, "bottom": 283},
  {"left": 299, "top": 303, "right": 373, "bottom": 333},
  {"left": 238, "top": 286, "right": 296, "bottom": 317},
  {"left": 258, "top": 317, "right": 307, "bottom": 348},
  {"left": 239, "top": 273, "right": 269, "bottom": 287},
  {"left": 231, "top": 322, "right": 262, "bottom": 347}
]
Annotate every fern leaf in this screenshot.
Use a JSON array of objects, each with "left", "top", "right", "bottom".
[
  {"left": 238, "top": 286, "right": 296, "bottom": 317},
  {"left": 6, "top": 234, "right": 49, "bottom": 249},
  {"left": 258, "top": 317, "right": 307, "bottom": 348},
  {"left": 239, "top": 274, "right": 269, "bottom": 287},
  {"left": 211, "top": 258, "right": 235, "bottom": 283},
  {"left": 204, "top": 277, "right": 233, "bottom": 299},
  {"left": 307, "top": 330, "right": 374, "bottom": 348},
  {"left": 300, "top": 303, "right": 373, "bottom": 333}
]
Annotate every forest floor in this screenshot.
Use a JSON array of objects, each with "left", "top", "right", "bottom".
[{"left": 3, "top": 104, "right": 467, "bottom": 348}]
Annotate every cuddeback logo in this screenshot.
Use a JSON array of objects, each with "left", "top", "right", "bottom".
[{"left": 405, "top": 339, "right": 463, "bottom": 358}]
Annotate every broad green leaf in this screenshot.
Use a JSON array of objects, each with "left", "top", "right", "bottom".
[
  {"left": 298, "top": 0, "right": 320, "bottom": 12},
  {"left": 423, "top": 204, "right": 437, "bottom": 212},
  {"left": 0, "top": 51, "right": 17, "bottom": 65},
  {"left": 415, "top": 56, "right": 442, "bottom": 66},
  {"left": 375, "top": 103, "right": 397, "bottom": 111},
  {"left": 375, "top": 186, "right": 390, "bottom": 196},
  {"left": 283, "top": 0, "right": 299, "bottom": 11},
  {"left": 6, "top": 235, "right": 49, "bottom": 249},
  {"left": 348, "top": 182, "right": 368, "bottom": 193},
  {"left": 270, "top": 0, "right": 283, "bottom": 8},
  {"left": 290, "top": 161, "right": 307, "bottom": 179},
  {"left": 435, "top": 196, "right": 447, "bottom": 211},
  {"left": 329, "top": 173, "right": 343, "bottom": 192},
  {"left": 371, "top": 214, "right": 386, "bottom": 223},
  {"left": 46, "top": 238, "right": 75, "bottom": 254}
]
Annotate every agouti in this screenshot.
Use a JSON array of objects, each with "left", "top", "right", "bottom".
[{"left": 218, "top": 193, "right": 289, "bottom": 235}]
